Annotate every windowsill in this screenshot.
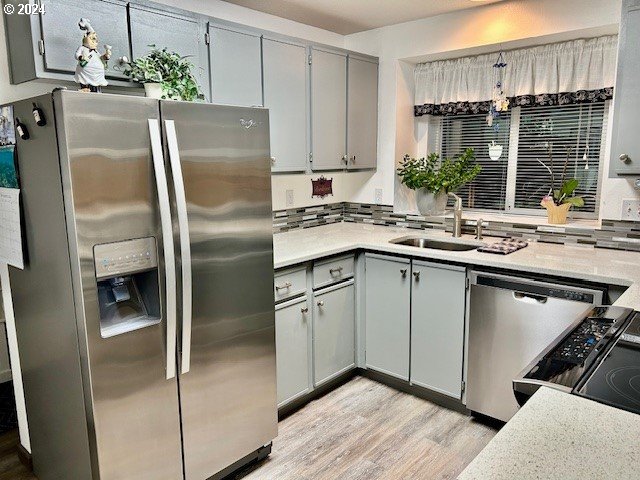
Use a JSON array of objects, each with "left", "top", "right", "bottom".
[
  {"left": 443, "top": 211, "right": 600, "bottom": 229},
  {"left": 400, "top": 209, "right": 601, "bottom": 230}
]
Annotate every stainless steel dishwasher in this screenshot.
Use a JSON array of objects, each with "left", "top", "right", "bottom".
[{"left": 466, "top": 271, "right": 604, "bottom": 422}]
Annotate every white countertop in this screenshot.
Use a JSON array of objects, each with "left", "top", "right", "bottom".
[
  {"left": 458, "top": 387, "right": 640, "bottom": 480},
  {"left": 274, "top": 222, "right": 640, "bottom": 478},
  {"left": 273, "top": 222, "right": 640, "bottom": 310}
]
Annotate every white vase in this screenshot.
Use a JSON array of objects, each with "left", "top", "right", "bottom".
[
  {"left": 415, "top": 189, "right": 447, "bottom": 216},
  {"left": 144, "top": 82, "right": 163, "bottom": 99}
]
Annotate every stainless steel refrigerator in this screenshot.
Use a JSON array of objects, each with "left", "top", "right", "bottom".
[{"left": 9, "top": 90, "right": 277, "bottom": 480}]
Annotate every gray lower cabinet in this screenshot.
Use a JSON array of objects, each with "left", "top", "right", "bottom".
[
  {"left": 347, "top": 56, "right": 378, "bottom": 170},
  {"left": 209, "top": 25, "right": 263, "bottom": 107},
  {"left": 410, "top": 261, "right": 466, "bottom": 399},
  {"left": 263, "top": 38, "right": 309, "bottom": 172},
  {"left": 610, "top": 0, "right": 640, "bottom": 175},
  {"left": 310, "top": 48, "right": 347, "bottom": 171},
  {"left": 313, "top": 280, "right": 355, "bottom": 386},
  {"left": 129, "top": 4, "right": 208, "bottom": 96},
  {"left": 364, "top": 254, "right": 411, "bottom": 380},
  {"left": 275, "top": 296, "right": 311, "bottom": 407}
]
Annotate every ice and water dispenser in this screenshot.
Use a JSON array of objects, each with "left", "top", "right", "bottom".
[{"left": 94, "top": 237, "right": 162, "bottom": 338}]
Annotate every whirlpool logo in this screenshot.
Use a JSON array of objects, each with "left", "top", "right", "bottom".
[{"left": 240, "top": 118, "right": 260, "bottom": 129}]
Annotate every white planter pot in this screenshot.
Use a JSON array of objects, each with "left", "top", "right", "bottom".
[
  {"left": 144, "top": 82, "right": 163, "bottom": 99},
  {"left": 415, "top": 189, "right": 447, "bottom": 216}
]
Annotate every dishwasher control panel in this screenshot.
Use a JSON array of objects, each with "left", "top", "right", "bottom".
[{"left": 549, "top": 289, "right": 594, "bottom": 303}]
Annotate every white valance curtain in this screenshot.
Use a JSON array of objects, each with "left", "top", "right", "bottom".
[{"left": 414, "top": 35, "right": 618, "bottom": 116}]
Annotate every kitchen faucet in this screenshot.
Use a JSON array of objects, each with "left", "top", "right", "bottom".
[{"left": 449, "top": 192, "right": 462, "bottom": 237}]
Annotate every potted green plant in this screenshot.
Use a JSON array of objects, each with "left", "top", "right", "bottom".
[
  {"left": 397, "top": 148, "right": 481, "bottom": 215},
  {"left": 122, "top": 47, "right": 201, "bottom": 101},
  {"left": 539, "top": 147, "right": 585, "bottom": 224}
]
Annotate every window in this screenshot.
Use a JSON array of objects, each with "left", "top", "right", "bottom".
[
  {"left": 430, "top": 101, "right": 609, "bottom": 218},
  {"left": 437, "top": 112, "right": 511, "bottom": 210}
]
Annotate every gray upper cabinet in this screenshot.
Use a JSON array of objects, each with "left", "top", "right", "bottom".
[
  {"left": 313, "top": 281, "right": 355, "bottom": 386},
  {"left": 364, "top": 254, "right": 411, "bottom": 380},
  {"left": 347, "top": 57, "right": 378, "bottom": 170},
  {"left": 610, "top": 0, "right": 640, "bottom": 175},
  {"left": 129, "top": 4, "right": 208, "bottom": 96},
  {"left": 40, "top": 0, "right": 130, "bottom": 79},
  {"left": 263, "top": 38, "right": 308, "bottom": 172},
  {"left": 410, "top": 262, "right": 466, "bottom": 399},
  {"left": 3, "top": 0, "right": 131, "bottom": 83},
  {"left": 275, "top": 297, "right": 311, "bottom": 408},
  {"left": 311, "top": 48, "right": 347, "bottom": 171},
  {"left": 209, "top": 25, "right": 263, "bottom": 107}
]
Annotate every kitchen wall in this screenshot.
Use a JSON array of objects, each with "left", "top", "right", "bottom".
[{"left": 343, "top": 0, "right": 634, "bottom": 220}]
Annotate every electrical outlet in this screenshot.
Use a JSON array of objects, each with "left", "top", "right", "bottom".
[
  {"left": 622, "top": 199, "right": 640, "bottom": 221},
  {"left": 286, "top": 189, "right": 294, "bottom": 207},
  {"left": 375, "top": 188, "right": 383, "bottom": 204}
]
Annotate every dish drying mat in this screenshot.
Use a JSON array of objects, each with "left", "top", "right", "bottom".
[{"left": 477, "top": 238, "right": 528, "bottom": 255}]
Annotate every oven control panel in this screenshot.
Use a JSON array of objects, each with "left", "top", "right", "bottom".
[
  {"left": 550, "top": 317, "right": 612, "bottom": 364},
  {"left": 94, "top": 237, "right": 158, "bottom": 280}
]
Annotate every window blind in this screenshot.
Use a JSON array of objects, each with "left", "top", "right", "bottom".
[
  {"left": 513, "top": 102, "right": 608, "bottom": 214},
  {"left": 439, "top": 112, "right": 511, "bottom": 211}
]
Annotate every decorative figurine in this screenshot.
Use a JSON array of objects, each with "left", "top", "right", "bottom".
[{"left": 74, "top": 18, "right": 112, "bottom": 92}]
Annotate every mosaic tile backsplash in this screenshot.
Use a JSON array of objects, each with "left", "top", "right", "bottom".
[{"left": 273, "top": 202, "right": 640, "bottom": 252}]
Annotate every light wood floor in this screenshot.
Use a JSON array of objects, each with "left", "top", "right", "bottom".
[
  {"left": 236, "top": 376, "right": 498, "bottom": 480},
  {"left": 0, "top": 377, "right": 497, "bottom": 479}
]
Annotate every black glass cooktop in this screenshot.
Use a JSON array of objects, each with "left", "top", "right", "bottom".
[{"left": 576, "top": 314, "right": 640, "bottom": 415}]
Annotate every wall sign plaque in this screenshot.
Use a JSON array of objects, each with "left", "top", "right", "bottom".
[{"left": 311, "top": 176, "right": 333, "bottom": 198}]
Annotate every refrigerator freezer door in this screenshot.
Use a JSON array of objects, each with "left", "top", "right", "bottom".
[
  {"left": 160, "top": 101, "right": 277, "bottom": 480},
  {"left": 54, "top": 91, "right": 183, "bottom": 479}
]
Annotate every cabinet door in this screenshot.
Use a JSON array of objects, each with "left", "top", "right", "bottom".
[
  {"left": 209, "top": 26, "right": 263, "bottom": 107},
  {"left": 313, "top": 282, "right": 355, "bottom": 386},
  {"left": 364, "top": 255, "right": 410, "bottom": 380},
  {"left": 40, "top": 0, "right": 130, "bottom": 78},
  {"left": 263, "top": 38, "right": 308, "bottom": 172},
  {"left": 611, "top": 0, "right": 640, "bottom": 175},
  {"left": 311, "top": 48, "right": 347, "bottom": 170},
  {"left": 410, "top": 262, "right": 466, "bottom": 399},
  {"left": 129, "top": 5, "right": 207, "bottom": 95},
  {"left": 275, "top": 297, "right": 311, "bottom": 407},
  {"left": 347, "top": 57, "right": 378, "bottom": 170}
]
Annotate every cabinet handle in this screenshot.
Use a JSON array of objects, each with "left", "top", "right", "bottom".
[
  {"left": 270, "top": 156, "right": 276, "bottom": 164},
  {"left": 620, "top": 153, "right": 631, "bottom": 163},
  {"left": 317, "top": 300, "right": 324, "bottom": 307},
  {"left": 341, "top": 155, "right": 348, "bottom": 164},
  {"left": 301, "top": 307, "right": 309, "bottom": 314},
  {"left": 275, "top": 282, "right": 292, "bottom": 291},
  {"left": 400, "top": 268, "right": 407, "bottom": 277},
  {"left": 413, "top": 271, "right": 421, "bottom": 280},
  {"left": 329, "top": 266, "right": 343, "bottom": 275},
  {"left": 352, "top": 155, "right": 356, "bottom": 163}
]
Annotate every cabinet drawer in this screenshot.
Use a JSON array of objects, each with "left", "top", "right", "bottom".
[
  {"left": 313, "top": 255, "right": 354, "bottom": 289},
  {"left": 274, "top": 267, "right": 307, "bottom": 301}
]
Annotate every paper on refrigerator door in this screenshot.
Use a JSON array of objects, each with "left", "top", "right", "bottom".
[{"left": 0, "top": 187, "right": 23, "bottom": 269}]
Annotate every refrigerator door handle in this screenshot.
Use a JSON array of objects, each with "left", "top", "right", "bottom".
[
  {"left": 164, "top": 120, "right": 193, "bottom": 375},
  {"left": 148, "top": 119, "right": 177, "bottom": 380}
]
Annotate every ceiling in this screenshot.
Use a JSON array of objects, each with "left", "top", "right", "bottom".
[{"left": 222, "top": 0, "right": 505, "bottom": 35}]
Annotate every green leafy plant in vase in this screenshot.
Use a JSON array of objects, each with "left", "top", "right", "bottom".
[
  {"left": 397, "top": 148, "right": 481, "bottom": 216},
  {"left": 121, "top": 46, "right": 201, "bottom": 101},
  {"left": 539, "top": 147, "right": 585, "bottom": 224}
]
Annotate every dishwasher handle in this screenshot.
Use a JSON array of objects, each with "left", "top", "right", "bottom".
[{"left": 514, "top": 291, "right": 548, "bottom": 304}]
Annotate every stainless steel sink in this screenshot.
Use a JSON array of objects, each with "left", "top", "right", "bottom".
[{"left": 390, "top": 236, "right": 482, "bottom": 251}]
